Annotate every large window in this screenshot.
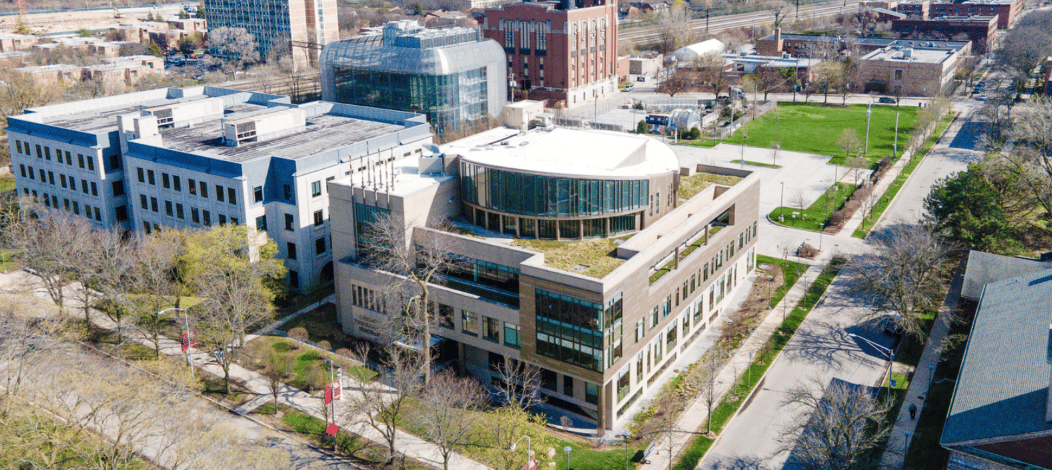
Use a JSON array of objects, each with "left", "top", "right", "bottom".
[
  {"left": 435, "top": 253, "right": 520, "bottom": 307},
  {"left": 354, "top": 203, "right": 391, "bottom": 256},
  {"left": 535, "top": 289, "right": 603, "bottom": 372},
  {"left": 504, "top": 322, "right": 520, "bottom": 348},
  {"left": 461, "top": 162, "right": 649, "bottom": 218}
]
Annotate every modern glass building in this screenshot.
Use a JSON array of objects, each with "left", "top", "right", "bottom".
[{"left": 320, "top": 21, "right": 507, "bottom": 134}]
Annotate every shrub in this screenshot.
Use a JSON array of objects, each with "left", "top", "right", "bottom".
[
  {"left": 689, "top": 127, "right": 702, "bottom": 140},
  {"left": 828, "top": 210, "right": 846, "bottom": 227},
  {"left": 636, "top": 120, "right": 648, "bottom": 134},
  {"left": 335, "top": 348, "right": 352, "bottom": 358},
  {"left": 797, "top": 242, "right": 819, "bottom": 259},
  {"left": 288, "top": 327, "right": 309, "bottom": 342},
  {"left": 316, "top": 340, "right": 332, "bottom": 351}
]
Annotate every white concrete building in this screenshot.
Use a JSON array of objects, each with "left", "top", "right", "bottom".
[{"left": 7, "top": 86, "right": 433, "bottom": 290}]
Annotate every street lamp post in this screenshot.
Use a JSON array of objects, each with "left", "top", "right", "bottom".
[
  {"left": 159, "top": 307, "right": 192, "bottom": 378},
  {"left": 903, "top": 430, "right": 914, "bottom": 455},
  {"left": 564, "top": 446, "right": 572, "bottom": 470},
  {"left": 779, "top": 182, "right": 784, "bottom": 222},
  {"left": 928, "top": 363, "right": 936, "bottom": 388},
  {"left": 864, "top": 102, "right": 873, "bottom": 153}
]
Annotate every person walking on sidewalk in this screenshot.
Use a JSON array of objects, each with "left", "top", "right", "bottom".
[{"left": 909, "top": 403, "right": 917, "bottom": 420}]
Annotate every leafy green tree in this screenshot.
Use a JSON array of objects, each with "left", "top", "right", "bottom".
[
  {"left": 146, "top": 40, "right": 163, "bottom": 57},
  {"left": 637, "top": 120, "right": 648, "bottom": 134},
  {"left": 924, "top": 164, "right": 1024, "bottom": 254}
]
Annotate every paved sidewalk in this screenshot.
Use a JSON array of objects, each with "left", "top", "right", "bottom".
[
  {"left": 877, "top": 258, "right": 965, "bottom": 469},
  {"left": 86, "top": 311, "right": 494, "bottom": 470},
  {"left": 636, "top": 251, "right": 835, "bottom": 470},
  {"left": 7, "top": 270, "right": 493, "bottom": 470}
]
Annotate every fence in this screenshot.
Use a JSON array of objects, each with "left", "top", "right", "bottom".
[
  {"left": 711, "top": 100, "right": 778, "bottom": 139},
  {"left": 551, "top": 118, "right": 626, "bottom": 132}
]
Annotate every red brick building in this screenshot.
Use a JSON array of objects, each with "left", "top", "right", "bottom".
[
  {"left": 482, "top": 0, "right": 619, "bottom": 107},
  {"left": 895, "top": 0, "right": 931, "bottom": 19},
  {"left": 891, "top": 15, "right": 997, "bottom": 53},
  {"left": 928, "top": 0, "right": 1020, "bottom": 28}
]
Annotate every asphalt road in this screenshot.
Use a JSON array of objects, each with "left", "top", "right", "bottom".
[{"left": 694, "top": 90, "right": 983, "bottom": 469}]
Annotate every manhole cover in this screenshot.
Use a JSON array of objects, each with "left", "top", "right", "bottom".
[{"left": 572, "top": 265, "right": 590, "bottom": 273}]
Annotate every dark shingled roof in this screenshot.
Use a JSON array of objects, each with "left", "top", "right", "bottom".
[
  {"left": 942, "top": 269, "right": 1052, "bottom": 446},
  {"left": 961, "top": 250, "right": 1052, "bottom": 301}
]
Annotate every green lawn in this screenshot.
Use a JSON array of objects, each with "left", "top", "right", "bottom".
[
  {"left": 755, "top": 255, "right": 808, "bottom": 308},
  {"left": 242, "top": 336, "right": 375, "bottom": 390},
  {"left": 770, "top": 182, "right": 858, "bottom": 232},
  {"left": 732, "top": 159, "right": 782, "bottom": 169},
  {"left": 674, "top": 258, "right": 845, "bottom": 470},
  {"left": 511, "top": 237, "right": 630, "bottom": 279},
  {"left": 0, "top": 175, "right": 15, "bottom": 192},
  {"left": 681, "top": 104, "right": 919, "bottom": 165},
  {"left": 854, "top": 112, "right": 957, "bottom": 238}
]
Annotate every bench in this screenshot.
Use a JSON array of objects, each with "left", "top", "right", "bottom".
[{"left": 642, "top": 442, "right": 657, "bottom": 464}]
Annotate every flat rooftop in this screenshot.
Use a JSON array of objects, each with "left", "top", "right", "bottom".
[
  {"left": 445, "top": 127, "right": 679, "bottom": 178},
  {"left": 160, "top": 112, "right": 405, "bottom": 163},
  {"left": 862, "top": 45, "right": 961, "bottom": 63},
  {"left": 771, "top": 33, "right": 970, "bottom": 50},
  {"left": 41, "top": 94, "right": 206, "bottom": 133}
]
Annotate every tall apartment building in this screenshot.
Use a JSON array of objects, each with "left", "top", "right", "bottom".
[
  {"left": 203, "top": 0, "right": 338, "bottom": 66},
  {"left": 7, "top": 87, "right": 433, "bottom": 289},
  {"left": 320, "top": 21, "right": 507, "bottom": 135},
  {"left": 482, "top": 0, "right": 619, "bottom": 108},
  {"left": 329, "top": 123, "right": 760, "bottom": 429}
]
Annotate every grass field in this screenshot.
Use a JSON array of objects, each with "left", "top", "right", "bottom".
[
  {"left": 0, "top": 175, "right": 14, "bottom": 192},
  {"left": 853, "top": 112, "right": 957, "bottom": 238},
  {"left": 756, "top": 254, "right": 808, "bottom": 308},
  {"left": 770, "top": 182, "right": 857, "bottom": 232},
  {"left": 683, "top": 103, "right": 919, "bottom": 165}
]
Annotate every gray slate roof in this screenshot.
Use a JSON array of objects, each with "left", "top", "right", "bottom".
[
  {"left": 942, "top": 269, "right": 1052, "bottom": 445},
  {"left": 961, "top": 251, "right": 1052, "bottom": 301}
]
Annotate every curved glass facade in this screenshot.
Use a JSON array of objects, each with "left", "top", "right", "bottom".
[
  {"left": 461, "top": 162, "right": 649, "bottom": 217},
  {"left": 319, "top": 22, "right": 507, "bottom": 134}
]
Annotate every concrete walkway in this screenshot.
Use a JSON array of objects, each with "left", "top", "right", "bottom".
[
  {"left": 877, "top": 259, "right": 965, "bottom": 469},
  {"left": 636, "top": 251, "right": 835, "bottom": 470}
]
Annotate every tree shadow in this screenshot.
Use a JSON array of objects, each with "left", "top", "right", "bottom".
[
  {"left": 706, "top": 454, "right": 771, "bottom": 470},
  {"left": 781, "top": 320, "right": 871, "bottom": 371}
]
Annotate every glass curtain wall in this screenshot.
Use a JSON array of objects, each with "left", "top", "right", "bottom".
[
  {"left": 461, "top": 162, "right": 649, "bottom": 217},
  {"left": 535, "top": 289, "right": 604, "bottom": 372}
]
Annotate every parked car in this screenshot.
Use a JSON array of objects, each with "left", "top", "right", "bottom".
[
  {"left": 881, "top": 314, "right": 904, "bottom": 337},
  {"left": 979, "top": 93, "right": 988, "bottom": 100},
  {"left": 622, "top": 84, "right": 635, "bottom": 92},
  {"left": 878, "top": 97, "right": 896, "bottom": 104}
]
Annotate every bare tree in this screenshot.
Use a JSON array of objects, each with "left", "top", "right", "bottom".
[
  {"left": 697, "top": 51, "right": 730, "bottom": 98},
  {"left": 691, "top": 347, "right": 729, "bottom": 434},
  {"left": 262, "top": 351, "right": 295, "bottom": 406},
  {"left": 342, "top": 343, "right": 424, "bottom": 464},
  {"left": 655, "top": 2, "right": 693, "bottom": 54},
  {"left": 790, "top": 190, "right": 809, "bottom": 216},
  {"left": 0, "top": 68, "right": 58, "bottom": 128},
  {"left": 848, "top": 223, "right": 952, "bottom": 341},
  {"left": 412, "top": 370, "right": 486, "bottom": 470},
  {"left": 206, "top": 27, "right": 261, "bottom": 73},
  {"left": 779, "top": 378, "right": 892, "bottom": 470},
  {"left": 658, "top": 68, "right": 698, "bottom": 97},
  {"left": 4, "top": 203, "right": 93, "bottom": 316},
  {"left": 835, "top": 128, "right": 861, "bottom": 165},
  {"left": 129, "top": 231, "right": 183, "bottom": 357},
  {"left": 494, "top": 356, "right": 543, "bottom": 411},
  {"left": 770, "top": 141, "right": 780, "bottom": 167},
  {"left": 845, "top": 149, "right": 867, "bottom": 186},
  {"left": 994, "top": 26, "right": 1052, "bottom": 90},
  {"left": 813, "top": 60, "right": 844, "bottom": 105},
  {"left": 769, "top": 0, "right": 790, "bottom": 29},
  {"left": 996, "top": 99, "right": 1052, "bottom": 235},
  {"left": 361, "top": 213, "right": 461, "bottom": 385}
]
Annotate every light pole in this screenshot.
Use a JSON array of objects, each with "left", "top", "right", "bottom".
[
  {"left": 510, "top": 435, "right": 532, "bottom": 467},
  {"left": 564, "top": 446, "right": 572, "bottom": 470},
  {"left": 819, "top": 223, "right": 825, "bottom": 251},
  {"left": 864, "top": 102, "right": 872, "bottom": 153},
  {"left": 902, "top": 430, "right": 914, "bottom": 455},
  {"left": 779, "top": 182, "right": 785, "bottom": 221},
  {"left": 847, "top": 333, "right": 893, "bottom": 359},
  {"left": 747, "top": 351, "right": 753, "bottom": 386},
  {"left": 620, "top": 433, "right": 630, "bottom": 470},
  {"left": 928, "top": 363, "right": 936, "bottom": 388},
  {"left": 160, "top": 307, "right": 192, "bottom": 378},
  {"left": 324, "top": 359, "right": 341, "bottom": 424}
]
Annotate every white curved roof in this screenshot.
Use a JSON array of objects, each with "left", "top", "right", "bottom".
[
  {"left": 673, "top": 39, "right": 726, "bottom": 60},
  {"left": 448, "top": 127, "right": 679, "bottom": 179}
]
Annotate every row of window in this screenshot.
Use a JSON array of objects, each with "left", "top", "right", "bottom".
[
  {"left": 21, "top": 189, "right": 107, "bottom": 222},
  {"left": 434, "top": 302, "right": 522, "bottom": 348},
  {"left": 18, "top": 165, "right": 101, "bottom": 198},
  {"left": 285, "top": 238, "right": 328, "bottom": 261},
  {"left": 14, "top": 140, "right": 100, "bottom": 173},
  {"left": 138, "top": 194, "right": 239, "bottom": 227},
  {"left": 136, "top": 167, "right": 239, "bottom": 205}
]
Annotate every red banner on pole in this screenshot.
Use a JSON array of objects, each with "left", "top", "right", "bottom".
[
  {"left": 324, "top": 384, "right": 333, "bottom": 404},
  {"left": 332, "top": 380, "right": 341, "bottom": 401},
  {"left": 325, "top": 423, "right": 339, "bottom": 436},
  {"left": 520, "top": 458, "right": 538, "bottom": 470},
  {"left": 180, "top": 331, "right": 198, "bottom": 352}
]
